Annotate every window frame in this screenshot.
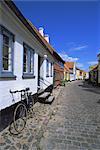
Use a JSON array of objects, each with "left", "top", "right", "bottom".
[
  {"left": 50, "top": 62, "right": 53, "bottom": 77},
  {"left": 22, "top": 43, "right": 35, "bottom": 79},
  {"left": 0, "top": 25, "right": 16, "bottom": 80},
  {"left": 46, "top": 59, "right": 49, "bottom": 77}
]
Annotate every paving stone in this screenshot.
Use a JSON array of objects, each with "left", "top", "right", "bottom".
[
  {"left": 16, "top": 143, "right": 21, "bottom": 149},
  {"left": 22, "top": 144, "right": 29, "bottom": 150},
  {"left": 81, "top": 142, "right": 89, "bottom": 148},
  {"left": 91, "top": 144, "right": 100, "bottom": 149},
  {"left": 9, "top": 146, "right": 17, "bottom": 150},
  {"left": 28, "top": 135, "right": 34, "bottom": 142},
  {"left": 4, "top": 145, "right": 11, "bottom": 150},
  {"left": 5, "top": 138, "right": 11, "bottom": 144},
  {"left": 73, "top": 141, "right": 80, "bottom": 146},
  {"left": 1, "top": 81, "right": 100, "bottom": 150}
]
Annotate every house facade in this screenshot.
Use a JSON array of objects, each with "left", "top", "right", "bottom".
[
  {"left": 53, "top": 51, "right": 65, "bottom": 87},
  {"left": 0, "top": 1, "right": 55, "bottom": 110},
  {"left": 76, "top": 68, "right": 83, "bottom": 80},
  {"left": 89, "top": 65, "right": 98, "bottom": 85},
  {"left": 64, "top": 62, "right": 76, "bottom": 81},
  {"left": 64, "top": 63, "right": 70, "bottom": 81},
  {"left": 76, "top": 68, "right": 89, "bottom": 80},
  {"left": 97, "top": 53, "right": 100, "bottom": 86}
]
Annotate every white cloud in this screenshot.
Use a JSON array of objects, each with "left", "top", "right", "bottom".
[
  {"left": 87, "top": 61, "right": 98, "bottom": 66},
  {"left": 76, "top": 63, "right": 84, "bottom": 68},
  {"left": 69, "top": 45, "right": 88, "bottom": 51},
  {"left": 59, "top": 53, "right": 79, "bottom": 62}
]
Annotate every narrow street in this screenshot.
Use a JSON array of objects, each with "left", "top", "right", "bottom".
[
  {"left": 0, "top": 81, "right": 100, "bottom": 150},
  {"left": 40, "top": 80, "right": 100, "bottom": 150}
]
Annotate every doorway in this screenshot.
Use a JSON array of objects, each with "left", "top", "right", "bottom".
[{"left": 38, "top": 55, "right": 44, "bottom": 87}]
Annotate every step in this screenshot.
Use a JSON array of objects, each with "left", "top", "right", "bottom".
[
  {"left": 37, "top": 89, "right": 44, "bottom": 95},
  {"left": 38, "top": 92, "right": 50, "bottom": 99},
  {"left": 45, "top": 95, "right": 55, "bottom": 103}
]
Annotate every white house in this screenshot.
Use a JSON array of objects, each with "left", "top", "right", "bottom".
[
  {"left": 0, "top": 1, "right": 55, "bottom": 110},
  {"left": 64, "top": 62, "right": 76, "bottom": 81}
]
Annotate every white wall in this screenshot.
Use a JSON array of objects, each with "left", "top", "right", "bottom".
[
  {"left": 0, "top": 2, "right": 54, "bottom": 110},
  {"left": 70, "top": 63, "right": 76, "bottom": 81}
]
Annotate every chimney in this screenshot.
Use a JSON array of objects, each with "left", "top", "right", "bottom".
[
  {"left": 44, "top": 34, "right": 49, "bottom": 43},
  {"left": 39, "top": 27, "right": 44, "bottom": 36}
]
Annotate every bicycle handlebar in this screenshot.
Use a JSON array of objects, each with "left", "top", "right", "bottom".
[{"left": 9, "top": 87, "right": 30, "bottom": 94}]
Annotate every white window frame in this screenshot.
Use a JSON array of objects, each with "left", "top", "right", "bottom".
[
  {"left": 0, "top": 25, "right": 15, "bottom": 79},
  {"left": 46, "top": 59, "right": 49, "bottom": 77},
  {"left": 22, "top": 43, "right": 35, "bottom": 79}
]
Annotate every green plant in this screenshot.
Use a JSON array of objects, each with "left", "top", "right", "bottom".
[{"left": 61, "top": 80, "right": 66, "bottom": 86}]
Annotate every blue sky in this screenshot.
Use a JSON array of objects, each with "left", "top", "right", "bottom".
[{"left": 14, "top": 0, "right": 99, "bottom": 71}]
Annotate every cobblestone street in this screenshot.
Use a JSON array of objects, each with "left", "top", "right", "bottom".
[
  {"left": 0, "top": 81, "right": 100, "bottom": 150},
  {"left": 40, "top": 81, "right": 100, "bottom": 150}
]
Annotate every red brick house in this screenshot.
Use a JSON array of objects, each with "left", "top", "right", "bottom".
[{"left": 53, "top": 51, "right": 65, "bottom": 87}]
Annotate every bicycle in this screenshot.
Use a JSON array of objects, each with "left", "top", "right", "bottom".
[{"left": 9, "top": 88, "right": 34, "bottom": 134}]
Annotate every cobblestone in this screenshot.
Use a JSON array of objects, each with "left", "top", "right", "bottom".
[
  {"left": 0, "top": 86, "right": 63, "bottom": 150},
  {"left": 40, "top": 81, "right": 100, "bottom": 150},
  {"left": 0, "top": 81, "right": 100, "bottom": 150}
]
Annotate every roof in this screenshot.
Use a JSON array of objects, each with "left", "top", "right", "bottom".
[
  {"left": 64, "top": 64, "right": 70, "bottom": 72},
  {"left": 53, "top": 51, "right": 65, "bottom": 64},
  {"left": 65, "top": 62, "right": 74, "bottom": 69},
  {"left": 76, "top": 67, "right": 84, "bottom": 72},
  {"left": 54, "top": 64, "right": 64, "bottom": 72},
  {"left": 4, "top": 0, "right": 65, "bottom": 63},
  {"left": 89, "top": 64, "right": 98, "bottom": 71}
]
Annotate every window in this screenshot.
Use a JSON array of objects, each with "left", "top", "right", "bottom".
[
  {"left": 50, "top": 63, "right": 53, "bottom": 77},
  {"left": 46, "top": 59, "right": 49, "bottom": 77},
  {"left": 3, "top": 34, "right": 12, "bottom": 71},
  {"left": 0, "top": 25, "right": 15, "bottom": 79},
  {"left": 23, "top": 43, "right": 34, "bottom": 79},
  {"left": 23, "top": 47, "right": 28, "bottom": 73}
]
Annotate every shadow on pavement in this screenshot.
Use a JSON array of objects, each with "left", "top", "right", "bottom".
[
  {"left": 78, "top": 80, "right": 100, "bottom": 95},
  {"left": 0, "top": 105, "right": 14, "bottom": 132}
]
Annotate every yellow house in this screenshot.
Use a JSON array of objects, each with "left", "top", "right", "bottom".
[
  {"left": 76, "top": 68, "right": 84, "bottom": 80},
  {"left": 64, "top": 64, "right": 70, "bottom": 81},
  {"left": 64, "top": 62, "right": 76, "bottom": 81},
  {"left": 76, "top": 68, "right": 89, "bottom": 80}
]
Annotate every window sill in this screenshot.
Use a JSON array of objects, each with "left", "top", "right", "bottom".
[
  {"left": 46, "top": 75, "right": 49, "bottom": 77},
  {"left": 22, "top": 75, "right": 35, "bottom": 79},
  {"left": 0, "top": 75, "right": 16, "bottom": 80}
]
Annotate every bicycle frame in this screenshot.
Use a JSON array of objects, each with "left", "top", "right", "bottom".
[{"left": 10, "top": 88, "right": 31, "bottom": 107}]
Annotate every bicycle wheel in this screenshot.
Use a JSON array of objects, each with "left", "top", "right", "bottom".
[{"left": 13, "top": 103, "right": 27, "bottom": 133}]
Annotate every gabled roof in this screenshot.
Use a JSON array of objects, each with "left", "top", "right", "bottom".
[
  {"left": 89, "top": 64, "right": 98, "bottom": 71},
  {"left": 4, "top": 0, "right": 65, "bottom": 63},
  {"left": 28, "top": 20, "right": 65, "bottom": 64},
  {"left": 65, "top": 62, "right": 74, "bottom": 69}
]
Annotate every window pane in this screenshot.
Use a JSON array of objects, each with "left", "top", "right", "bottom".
[
  {"left": 3, "top": 58, "right": 8, "bottom": 70},
  {"left": 51, "top": 63, "right": 53, "bottom": 76},
  {"left": 23, "top": 47, "right": 28, "bottom": 73},
  {"left": 3, "top": 45, "right": 9, "bottom": 59},
  {"left": 3, "top": 35, "right": 10, "bottom": 71},
  {"left": 1, "top": 28, "right": 14, "bottom": 73},
  {"left": 46, "top": 59, "right": 49, "bottom": 76},
  {"left": 30, "top": 51, "right": 34, "bottom": 73},
  {"left": 3, "top": 34, "right": 9, "bottom": 46}
]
